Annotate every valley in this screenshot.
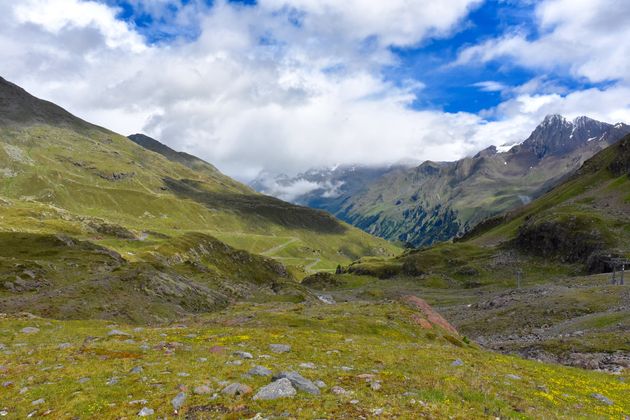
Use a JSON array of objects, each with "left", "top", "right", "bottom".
[{"left": 0, "top": 76, "right": 629, "bottom": 418}]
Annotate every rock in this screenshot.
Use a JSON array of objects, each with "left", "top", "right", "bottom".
[
  {"left": 106, "top": 377, "right": 119, "bottom": 385},
  {"left": 317, "top": 295, "right": 336, "bottom": 305},
  {"left": 78, "top": 377, "right": 90, "bottom": 383},
  {"left": 505, "top": 374, "right": 521, "bottom": 380},
  {"left": 171, "top": 392, "right": 186, "bottom": 412},
  {"left": 58, "top": 343, "right": 71, "bottom": 350},
  {"left": 299, "top": 362, "right": 316, "bottom": 369},
  {"left": 591, "top": 393, "right": 614, "bottom": 406},
  {"left": 370, "top": 381, "right": 382, "bottom": 391},
  {"left": 372, "top": 408, "right": 384, "bottom": 416},
  {"left": 198, "top": 357, "right": 208, "bottom": 362},
  {"left": 233, "top": 351, "right": 253, "bottom": 359},
  {"left": 177, "top": 372, "right": 190, "bottom": 377},
  {"left": 314, "top": 380, "right": 326, "bottom": 388},
  {"left": 193, "top": 385, "right": 213, "bottom": 395},
  {"left": 248, "top": 365, "right": 273, "bottom": 377},
  {"left": 269, "top": 344, "right": 291, "bottom": 353},
  {"left": 108, "top": 329, "right": 131, "bottom": 337},
  {"left": 451, "top": 359, "right": 464, "bottom": 367},
  {"left": 350, "top": 399, "right": 359, "bottom": 404},
  {"left": 138, "top": 407, "right": 154, "bottom": 416},
  {"left": 129, "top": 400, "right": 148, "bottom": 405},
  {"left": 331, "top": 386, "right": 348, "bottom": 395},
  {"left": 21, "top": 327, "right": 39, "bottom": 334},
  {"left": 340, "top": 366, "right": 353, "bottom": 371},
  {"left": 272, "top": 371, "right": 320, "bottom": 395},
  {"left": 130, "top": 366, "right": 143, "bottom": 374},
  {"left": 31, "top": 399, "right": 45, "bottom": 406},
  {"left": 253, "top": 378, "right": 296, "bottom": 400},
  {"left": 221, "top": 383, "right": 252, "bottom": 396},
  {"left": 226, "top": 360, "right": 243, "bottom": 366},
  {"left": 209, "top": 345, "right": 225, "bottom": 354}
]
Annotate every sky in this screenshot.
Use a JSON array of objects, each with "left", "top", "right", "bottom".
[{"left": 1, "top": 0, "right": 630, "bottom": 181}]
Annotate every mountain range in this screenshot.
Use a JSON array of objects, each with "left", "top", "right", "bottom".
[{"left": 253, "top": 114, "right": 630, "bottom": 246}]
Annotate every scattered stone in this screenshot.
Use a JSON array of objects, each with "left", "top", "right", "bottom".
[
  {"left": 226, "top": 360, "right": 243, "bottom": 366},
  {"left": 78, "top": 377, "right": 90, "bottom": 384},
  {"left": 171, "top": 392, "right": 187, "bottom": 412},
  {"left": 233, "top": 351, "right": 253, "bottom": 359},
  {"left": 129, "top": 399, "right": 148, "bottom": 405},
  {"left": 137, "top": 407, "right": 154, "bottom": 416},
  {"left": 258, "top": 354, "right": 272, "bottom": 359},
  {"left": 2, "top": 381, "right": 12, "bottom": 387},
  {"left": 177, "top": 372, "right": 190, "bottom": 377},
  {"left": 124, "top": 339, "right": 136, "bottom": 344},
  {"left": 248, "top": 365, "right": 273, "bottom": 377},
  {"left": 0, "top": 410, "right": 8, "bottom": 416},
  {"left": 317, "top": 295, "right": 336, "bottom": 305},
  {"left": 340, "top": 366, "right": 353, "bottom": 371},
  {"left": 130, "top": 366, "right": 144, "bottom": 374},
  {"left": 370, "top": 381, "right": 382, "bottom": 391},
  {"left": 372, "top": 408, "right": 384, "bottom": 416},
  {"left": 269, "top": 344, "right": 291, "bottom": 354},
  {"left": 31, "top": 399, "right": 45, "bottom": 406},
  {"left": 198, "top": 357, "right": 208, "bottom": 362},
  {"left": 299, "top": 362, "right": 316, "bottom": 369},
  {"left": 58, "top": 343, "right": 71, "bottom": 350},
  {"left": 222, "top": 383, "right": 252, "bottom": 396},
  {"left": 106, "top": 377, "right": 119, "bottom": 386},
  {"left": 253, "top": 378, "right": 296, "bottom": 400},
  {"left": 451, "top": 359, "right": 464, "bottom": 367},
  {"left": 21, "top": 327, "right": 39, "bottom": 334},
  {"left": 591, "top": 393, "right": 614, "bottom": 406},
  {"left": 139, "top": 344, "right": 150, "bottom": 351},
  {"left": 133, "top": 327, "right": 145, "bottom": 333},
  {"left": 193, "top": 385, "right": 213, "bottom": 395},
  {"left": 506, "top": 374, "right": 521, "bottom": 380},
  {"left": 350, "top": 399, "right": 359, "bottom": 404},
  {"left": 272, "top": 371, "right": 320, "bottom": 395},
  {"left": 331, "top": 386, "right": 348, "bottom": 395},
  {"left": 107, "top": 329, "right": 131, "bottom": 337},
  {"left": 209, "top": 346, "right": 225, "bottom": 354},
  {"left": 314, "top": 380, "right": 326, "bottom": 389}
]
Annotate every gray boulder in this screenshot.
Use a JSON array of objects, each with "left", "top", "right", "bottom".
[
  {"left": 253, "top": 378, "right": 296, "bottom": 400},
  {"left": 272, "top": 371, "right": 320, "bottom": 395}
]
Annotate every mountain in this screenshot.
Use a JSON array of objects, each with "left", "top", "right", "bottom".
[
  {"left": 341, "top": 134, "right": 630, "bottom": 371},
  {"left": 0, "top": 76, "right": 397, "bottom": 322},
  {"left": 254, "top": 115, "right": 630, "bottom": 247}
]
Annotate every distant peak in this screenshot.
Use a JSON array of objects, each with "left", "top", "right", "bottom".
[{"left": 543, "top": 114, "right": 566, "bottom": 122}]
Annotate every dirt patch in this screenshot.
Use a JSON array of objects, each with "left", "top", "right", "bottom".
[{"left": 402, "top": 295, "right": 459, "bottom": 335}]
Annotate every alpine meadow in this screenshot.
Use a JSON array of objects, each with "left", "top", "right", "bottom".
[{"left": 0, "top": 1, "right": 629, "bottom": 419}]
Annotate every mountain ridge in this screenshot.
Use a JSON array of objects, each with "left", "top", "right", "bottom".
[{"left": 253, "top": 114, "right": 630, "bottom": 246}]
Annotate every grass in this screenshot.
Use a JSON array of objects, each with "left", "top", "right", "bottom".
[{"left": 0, "top": 301, "right": 628, "bottom": 418}]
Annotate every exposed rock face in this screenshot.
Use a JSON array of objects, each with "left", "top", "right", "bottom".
[{"left": 514, "top": 215, "right": 608, "bottom": 265}]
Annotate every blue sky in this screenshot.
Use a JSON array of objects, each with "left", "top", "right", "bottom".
[{"left": 2, "top": 0, "right": 630, "bottom": 178}]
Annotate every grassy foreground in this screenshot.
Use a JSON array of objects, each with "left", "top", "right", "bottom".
[{"left": 1, "top": 301, "right": 628, "bottom": 419}]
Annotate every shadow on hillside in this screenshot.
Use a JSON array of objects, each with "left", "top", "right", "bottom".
[{"left": 163, "top": 177, "right": 347, "bottom": 234}]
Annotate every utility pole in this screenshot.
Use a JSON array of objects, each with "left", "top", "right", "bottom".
[
  {"left": 609, "top": 258, "right": 629, "bottom": 285},
  {"left": 516, "top": 269, "right": 522, "bottom": 289}
]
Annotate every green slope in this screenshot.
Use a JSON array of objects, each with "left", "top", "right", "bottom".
[{"left": 0, "top": 76, "right": 397, "bottom": 321}]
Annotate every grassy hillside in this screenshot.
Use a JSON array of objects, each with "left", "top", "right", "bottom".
[
  {"left": 328, "top": 136, "right": 630, "bottom": 370},
  {"left": 0, "top": 301, "right": 627, "bottom": 418},
  {"left": 0, "top": 76, "right": 397, "bottom": 276}
]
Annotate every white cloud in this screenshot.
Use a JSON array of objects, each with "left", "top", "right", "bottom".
[
  {"left": 1, "top": 0, "right": 629, "bottom": 183},
  {"left": 456, "top": 0, "right": 630, "bottom": 84}
]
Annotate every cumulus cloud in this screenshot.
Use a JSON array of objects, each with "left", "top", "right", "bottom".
[
  {"left": 456, "top": 0, "right": 630, "bottom": 83},
  {"left": 0, "top": 0, "right": 629, "bottom": 182}
]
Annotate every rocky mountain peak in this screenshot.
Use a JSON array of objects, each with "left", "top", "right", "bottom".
[{"left": 518, "top": 114, "right": 615, "bottom": 159}]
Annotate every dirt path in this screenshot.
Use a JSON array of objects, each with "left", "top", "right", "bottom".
[{"left": 261, "top": 237, "right": 299, "bottom": 256}]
